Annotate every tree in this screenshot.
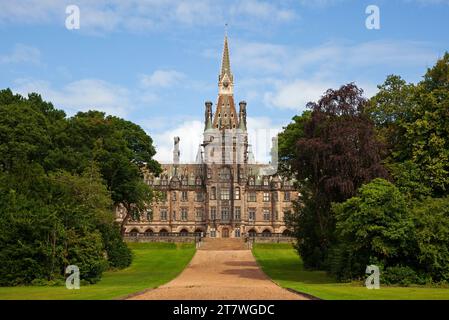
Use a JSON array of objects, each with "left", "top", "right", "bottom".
[
  {"left": 0, "top": 89, "right": 160, "bottom": 285},
  {"left": 329, "top": 179, "right": 414, "bottom": 281},
  {"left": 369, "top": 53, "right": 449, "bottom": 196},
  {"left": 412, "top": 196, "right": 449, "bottom": 283},
  {"left": 277, "top": 111, "right": 311, "bottom": 177},
  {"left": 282, "top": 83, "right": 388, "bottom": 268},
  {"left": 48, "top": 110, "right": 161, "bottom": 234}
]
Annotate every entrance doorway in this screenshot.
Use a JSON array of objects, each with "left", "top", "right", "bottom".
[{"left": 222, "top": 228, "right": 229, "bottom": 238}]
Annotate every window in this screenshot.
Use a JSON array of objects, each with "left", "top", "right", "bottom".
[
  {"left": 235, "top": 229, "right": 241, "bottom": 237},
  {"left": 234, "top": 207, "right": 241, "bottom": 221},
  {"left": 284, "top": 191, "right": 291, "bottom": 201},
  {"left": 181, "top": 191, "right": 188, "bottom": 201},
  {"left": 195, "top": 191, "right": 204, "bottom": 202},
  {"left": 248, "top": 177, "right": 255, "bottom": 186},
  {"left": 160, "top": 208, "right": 168, "bottom": 221},
  {"left": 263, "top": 209, "right": 271, "bottom": 221},
  {"left": 172, "top": 191, "right": 177, "bottom": 201},
  {"left": 221, "top": 207, "right": 230, "bottom": 221},
  {"left": 248, "top": 208, "right": 256, "bottom": 221},
  {"left": 182, "top": 177, "right": 188, "bottom": 186},
  {"left": 210, "top": 207, "right": 217, "bottom": 220},
  {"left": 196, "top": 177, "right": 202, "bottom": 185},
  {"left": 196, "top": 208, "right": 203, "bottom": 220},
  {"left": 263, "top": 177, "right": 269, "bottom": 186},
  {"left": 146, "top": 209, "right": 153, "bottom": 221},
  {"left": 210, "top": 187, "right": 216, "bottom": 200},
  {"left": 172, "top": 210, "right": 176, "bottom": 221},
  {"left": 221, "top": 189, "right": 230, "bottom": 200},
  {"left": 263, "top": 192, "right": 270, "bottom": 202},
  {"left": 273, "top": 192, "right": 278, "bottom": 202},
  {"left": 181, "top": 208, "right": 188, "bottom": 221},
  {"left": 210, "top": 230, "right": 216, "bottom": 237},
  {"left": 248, "top": 192, "right": 256, "bottom": 202},
  {"left": 234, "top": 187, "right": 240, "bottom": 200},
  {"left": 219, "top": 167, "right": 231, "bottom": 180}
]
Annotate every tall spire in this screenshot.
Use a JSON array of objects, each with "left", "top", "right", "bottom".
[
  {"left": 218, "top": 29, "right": 234, "bottom": 96},
  {"left": 220, "top": 35, "right": 232, "bottom": 79}
]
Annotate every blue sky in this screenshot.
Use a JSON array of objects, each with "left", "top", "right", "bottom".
[{"left": 0, "top": 0, "right": 448, "bottom": 163}]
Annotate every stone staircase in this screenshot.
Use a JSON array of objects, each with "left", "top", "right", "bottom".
[{"left": 199, "top": 238, "right": 248, "bottom": 250}]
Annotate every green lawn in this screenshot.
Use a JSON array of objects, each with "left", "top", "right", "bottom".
[
  {"left": 253, "top": 243, "right": 449, "bottom": 300},
  {"left": 0, "top": 242, "right": 196, "bottom": 300}
]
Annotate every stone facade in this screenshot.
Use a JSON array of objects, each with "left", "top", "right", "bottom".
[{"left": 118, "top": 36, "right": 297, "bottom": 239}]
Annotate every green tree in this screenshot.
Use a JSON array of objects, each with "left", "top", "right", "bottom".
[
  {"left": 277, "top": 111, "right": 311, "bottom": 177},
  {"left": 329, "top": 179, "right": 414, "bottom": 280},
  {"left": 369, "top": 53, "right": 449, "bottom": 196},
  {"left": 412, "top": 196, "right": 449, "bottom": 283}
]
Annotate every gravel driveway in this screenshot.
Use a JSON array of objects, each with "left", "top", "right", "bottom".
[{"left": 128, "top": 249, "right": 308, "bottom": 300}]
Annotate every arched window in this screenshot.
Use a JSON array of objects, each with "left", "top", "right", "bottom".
[
  {"left": 129, "top": 229, "right": 139, "bottom": 237},
  {"left": 248, "top": 229, "right": 257, "bottom": 238},
  {"left": 179, "top": 229, "right": 189, "bottom": 237},
  {"left": 159, "top": 228, "right": 169, "bottom": 237},
  {"left": 262, "top": 229, "right": 272, "bottom": 237},
  {"left": 248, "top": 177, "right": 255, "bottom": 186},
  {"left": 282, "top": 229, "right": 292, "bottom": 237},
  {"left": 144, "top": 229, "right": 154, "bottom": 237}
]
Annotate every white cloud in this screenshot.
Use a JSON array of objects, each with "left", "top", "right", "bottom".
[
  {"left": 140, "top": 70, "right": 186, "bottom": 88},
  {"left": 230, "top": 0, "right": 296, "bottom": 22},
  {"left": 247, "top": 117, "right": 282, "bottom": 164},
  {"left": 13, "top": 78, "right": 132, "bottom": 117},
  {"left": 264, "top": 78, "right": 335, "bottom": 110},
  {"left": 297, "top": 0, "right": 346, "bottom": 7},
  {"left": 151, "top": 120, "right": 204, "bottom": 163},
  {"left": 230, "top": 39, "right": 440, "bottom": 110},
  {"left": 147, "top": 116, "right": 281, "bottom": 164},
  {"left": 0, "top": 0, "right": 295, "bottom": 33},
  {"left": 0, "top": 44, "right": 41, "bottom": 65}
]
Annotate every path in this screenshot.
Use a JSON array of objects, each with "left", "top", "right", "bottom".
[{"left": 129, "top": 239, "right": 308, "bottom": 300}]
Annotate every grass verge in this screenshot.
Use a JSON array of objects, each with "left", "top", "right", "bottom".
[
  {"left": 252, "top": 243, "right": 449, "bottom": 300},
  {"left": 0, "top": 242, "right": 196, "bottom": 300}
]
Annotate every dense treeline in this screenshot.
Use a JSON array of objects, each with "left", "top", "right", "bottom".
[
  {"left": 280, "top": 53, "right": 449, "bottom": 285},
  {"left": 0, "top": 90, "right": 160, "bottom": 285}
]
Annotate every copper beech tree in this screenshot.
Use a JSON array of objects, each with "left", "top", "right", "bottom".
[{"left": 284, "top": 83, "right": 388, "bottom": 268}]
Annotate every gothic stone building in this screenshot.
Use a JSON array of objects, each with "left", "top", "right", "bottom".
[{"left": 118, "top": 36, "right": 297, "bottom": 239}]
